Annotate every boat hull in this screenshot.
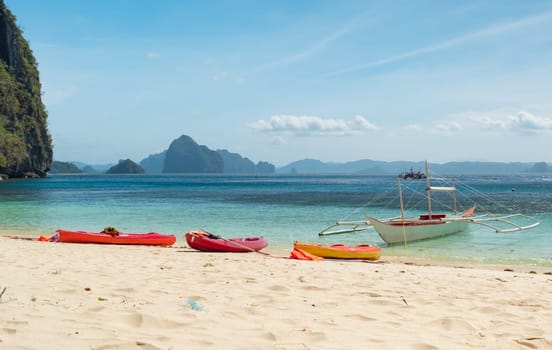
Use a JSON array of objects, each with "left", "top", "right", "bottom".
[
  {"left": 367, "top": 217, "right": 468, "bottom": 244},
  {"left": 294, "top": 242, "right": 381, "bottom": 260},
  {"left": 53, "top": 229, "right": 176, "bottom": 246},
  {"left": 185, "top": 231, "right": 268, "bottom": 252}
]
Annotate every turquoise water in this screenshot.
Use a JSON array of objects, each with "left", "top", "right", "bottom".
[{"left": 0, "top": 174, "right": 551, "bottom": 266}]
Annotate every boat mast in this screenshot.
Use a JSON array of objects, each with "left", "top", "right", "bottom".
[
  {"left": 398, "top": 177, "right": 405, "bottom": 220},
  {"left": 425, "top": 160, "right": 433, "bottom": 218},
  {"left": 452, "top": 177, "right": 457, "bottom": 215}
]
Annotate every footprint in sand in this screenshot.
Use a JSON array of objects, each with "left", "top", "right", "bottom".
[
  {"left": 301, "top": 285, "right": 328, "bottom": 291},
  {"left": 262, "top": 331, "right": 277, "bottom": 341},
  {"left": 274, "top": 343, "right": 310, "bottom": 349},
  {"left": 268, "top": 285, "right": 289, "bottom": 292},
  {"left": 359, "top": 291, "right": 383, "bottom": 298},
  {"left": 58, "top": 288, "right": 78, "bottom": 294},
  {"left": 91, "top": 341, "right": 161, "bottom": 350},
  {"left": 345, "top": 314, "right": 377, "bottom": 322},
  {"left": 87, "top": 306, "right": 105, "bottom": 313},
  {"left": 413, "top": 343, "right": 440, "bottom": 350},
  {"left": 124, "top": 311, "right": 187, "bottom": 329},
  {"left": 0, "top": 328, "right": 16, "bottom": 334},
  {"left": 428, "top": 317, "right": 475, "bottom": 332},
  {"left": 288, "top": 328, "right": 327, "bottom": 342}
]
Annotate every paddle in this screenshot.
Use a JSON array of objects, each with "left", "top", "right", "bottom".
[
  {"left": 199, "top": 228, "right": 258, "bottom": 253},
  {"left": 197, "top": 229, "right": 290, "bottom": 259}
]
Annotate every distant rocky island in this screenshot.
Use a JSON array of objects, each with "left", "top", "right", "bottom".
[
  {"left": 139, "top": 135, "right": 275, "bottom": 174},
  {"left": 0, "top": 1, "right": 53, "bottom": 178},
  {"left": 50, "top": 161, "right": 82, "bottom": 174},
  {"left": 105, "top": 159, "right": 145, "bottom": 174},
  {"left": 54, "top": 156, "right": 552, "bottom": 176},
  {"left": 277, "top": 159, "right": 551, "bottom": 175},
  {"left": 52, "top": 135, "right": 276, "bottom": 175},
  {"left": 162, "top": 135, "right": 223, "bottom": 173}
]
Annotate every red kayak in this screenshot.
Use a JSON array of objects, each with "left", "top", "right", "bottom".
[
  {"left": 185, "top": 231, "right": 268, "bottom": 252},
  {"left": 51, "top": 229, "right": 176, "bottom": 246}
]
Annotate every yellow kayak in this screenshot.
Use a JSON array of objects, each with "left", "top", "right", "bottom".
[{"left": 294, "top": 242, "right": 381, "bottom": 260}]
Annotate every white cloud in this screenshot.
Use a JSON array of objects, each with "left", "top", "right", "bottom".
[
  {"left": 404, "top": 110, "right": 552, "bottom": 136},
  {"left": 510, "top": 111, "right": 552, "bottom": 131},
  {"left": 472, "top": 114, "right": 512, "bottom": 132},
  {"left": 467, "top": 110, "right": 552, "bottom": 134},
  {"left": 435, "top": 121, "right": 463, "bottom": 134},
  {"left": 249, "top": 114, "right": 379, "bottom": 137},
  {"left": 251, "top": 110, "right": 550, "bottom": 143},
  {"left": 352, "top": 115, "right": 378, "bottom": 130}
]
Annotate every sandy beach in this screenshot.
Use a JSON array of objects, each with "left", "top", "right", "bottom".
[{"left": 1, "top": 236, "right": 551, "bottom": 350}]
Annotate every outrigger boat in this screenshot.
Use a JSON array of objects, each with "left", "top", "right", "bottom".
[{"left": 319, "top": 161, "right": 540, "bottom": 245}]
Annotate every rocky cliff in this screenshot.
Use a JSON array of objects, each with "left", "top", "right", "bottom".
[
  {"left": 217, "top": 149, "right": 275, "bottom": 174},
  {"left": 162, "top": 135, "right": 223, "bottom": 173},
  {"left": 140, "top": 135, "right": 275, "bottom": 174},
  {"left": 0, "top": 1, "right": 52, "bottom": 178},
  {"left": 106, "top": 159, "right": 145, "bottom": 174},
  {"left": 140, "top": 150, "right": 166, "bottom": 173},
  {"left": 50, "top": 161, "right": 82, "bottom": 174}
]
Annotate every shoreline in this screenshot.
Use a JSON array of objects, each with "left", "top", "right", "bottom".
[
  {"left": 4, "top": 232, "right": 552, "bottom": 273},
  {"left": 2, "top": 236, "right": 552, "bottom": 349}
]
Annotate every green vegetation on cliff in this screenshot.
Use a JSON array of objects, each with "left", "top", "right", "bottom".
[
  {"left": 50, "top": 161, "right": 82, "bottom": 174},
  {"left": 106, "top": 159, "right": 145, "bottom": 174},
  {"left": 163, "top": 135, "right": 223, "bottom": 173},
  {"left": 0, "top": 1, "right": 52, "bottom": 177},
  {"left": 140, "top": 136, "right": 275, "bottom": 174}
]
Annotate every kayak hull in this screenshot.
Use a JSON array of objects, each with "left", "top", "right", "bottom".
[
  {"left": 52, "top": 229, "right": 176, "bottom": 246},
  {"left": 294, "top": 242, "right": 381, "bottom": 260},
  {"left": 185, "top": 231, "right": 268, "bottom": 252}
]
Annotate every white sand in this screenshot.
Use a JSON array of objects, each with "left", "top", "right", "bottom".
[{"left": 1, "top": 236, "right": 551, "bottom": 350}]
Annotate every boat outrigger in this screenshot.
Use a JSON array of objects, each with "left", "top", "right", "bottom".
[{"left": 319, "top": 161, "right": 541, "bottom": 245}]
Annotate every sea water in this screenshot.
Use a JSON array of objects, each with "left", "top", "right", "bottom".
[{"left": 0, "top": 174, "right": 550, "bottom": 266}]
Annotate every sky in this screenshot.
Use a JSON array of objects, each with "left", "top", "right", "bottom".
[{"left": 5, "top": 0, "right": 552, "bottom": 166}]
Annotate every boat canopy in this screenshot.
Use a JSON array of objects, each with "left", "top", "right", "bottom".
[{"left": 428, "top": 186, "right": 456, "bottom": 192}]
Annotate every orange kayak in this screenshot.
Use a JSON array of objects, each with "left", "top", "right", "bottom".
[
  {"left": 293, "top": 242, "right": 381, "bottom": 260},
  {"left": 51, "top": 229, "right": 176, "bottom": 246}
]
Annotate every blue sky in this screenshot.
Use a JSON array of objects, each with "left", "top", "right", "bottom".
[{"left": 6, "top": 0, "right": 552, "bottom": 166}]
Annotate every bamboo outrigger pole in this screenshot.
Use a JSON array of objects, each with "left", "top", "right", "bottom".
[{"left": 425, "top": 160, "right": 433, "bottom": 219}]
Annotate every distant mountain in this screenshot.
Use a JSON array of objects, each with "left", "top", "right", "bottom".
[
  {"left": 49, "top": 161, "right": 82, "bottom": 174},
  {"left": 217, "top": 149, "right": 275, "bottom": 174},
  {"left": 255, "top": 161, "right": 275, "bottom": 174},
  {"left": 105, "top": 159, "right": 145, "bottom": 174},
  {"left": 217, "top": 149, "right": 256, "bottom": 173},
  {"left": 81, "top": 165, "right": 99, "bottom": 174},
  {"left": 139, "top": 135, "right": 275, "bottom": 174},
  {"left": 71, "top": 161, "right": 113, "bottom": 173},
  {"left": 277, "top": 159, "right": 547, "bottom": 175},
  {"left": 278, "top": 159, "right": 388, "bottom": 174},
  {"left": 163, "top": 135, "right": 223, "bottom": 173},
  {"left": 140, "top": 151, "right": 166, "bottom": 174},
  {"left": 530, "top": 162, "right": 549, "bottom": 173}
]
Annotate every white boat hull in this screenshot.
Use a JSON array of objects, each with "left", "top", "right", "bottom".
[{"left": 367, "top": 217, "right": 469, "bottom": 244}]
